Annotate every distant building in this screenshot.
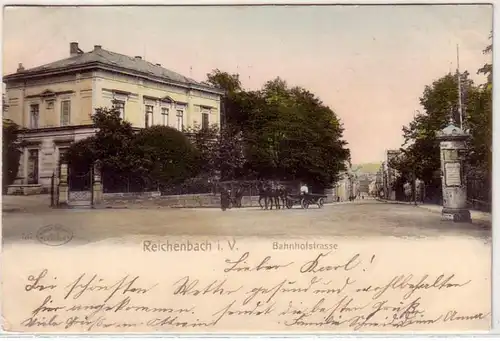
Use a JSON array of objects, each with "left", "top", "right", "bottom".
[
  {"left": 3, "top": 42, "right": 223, "bottom": 192},
  {"left": 334, "top": 161, "right": 358, "bottom": 201},
  {"left": 383, "top": 149, "right": 401, "bottom": 200}
]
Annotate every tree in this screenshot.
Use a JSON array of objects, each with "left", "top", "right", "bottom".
[
  {"left": 392, "top": 34, "right": 492, "bottom": 203},
  {"left": 242, "top": 77, "right": 350, "bottom": 188},
  {"left": 206, "top": 69, "right": 245, "bottom": 129},
  {"left": 185, "top": 123, "right": 246, "bottom": 181},
  {"left": 206, "top": 70, "right": 350, "bottom": 187},
  {"left": 65, "top": 108, "right": 201, "bottom": 191},
  {"left": 396, "top": 73, "right": 477, "bottom": 184},
  {"left": 477, "top": 31, "right": 492, "bottom": 84},
  {"left": 468, "top": 34, "right": 492, "bottom": 174},
  {"left": 134, "top": 125, "right": 201, "bottom": 186},
  {"left": 65, "top": 107, "right": 140, "bottom": 174},
  {"left": 2, "top": 119, "right": 22, "bottom": 190}
]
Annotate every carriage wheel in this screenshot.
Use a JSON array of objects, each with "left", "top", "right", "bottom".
[
  {"left": 301, "top": 198, "right": 309, "bottom": 209},
  {"left": 318, "top": 198, "right": 324, "bottom": 208},
  {"left": 286, "top": 199, "right": 293, "bottom": 209}
]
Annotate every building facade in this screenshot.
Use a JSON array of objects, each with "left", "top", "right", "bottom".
[
  {"left": 333, "top": 161, "right": 359, "bottom": 201},
  {"left": 383, "top": 149, "right": 401, "bottom": 200},
  {"left": 4, "top": 42, "right": 223, "bottom": 193}
]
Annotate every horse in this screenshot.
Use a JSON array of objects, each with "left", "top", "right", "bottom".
[
  {"left": 258, "top": 181, "right": 283, "bottom": 210},
  {"left": 232, "top": 186, "right": 244, "bottom": 208},
  {"left": 278, "top": 185, "right": 288, "bottom": 209},
  {"left": 258, "top": 182, "right": 271, "bottom": 210}
]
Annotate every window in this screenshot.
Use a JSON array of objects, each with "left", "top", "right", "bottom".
[
  {"left": 161, "top": 107, "right": 169, "bottom": 126},
  {"left": 145, "top": 105, "right": 154, "bottom": 128},
  {"left": 176, "top": 109, "right": 184, "bottom": 131},
  {"left": 202, "top": 112, "right": 209, "bottom": 130},
  {"left": 60, "top": 100, "right": 71, "bottom": 126},
  {"left": 30, "top": 104, "right": 39, "bottom": 129},
  {"left": 113, "top": 100, "right": 125, "bottom": 120},
  {"left": 27, "top": 149, "right": 39, "bottom": 184}
]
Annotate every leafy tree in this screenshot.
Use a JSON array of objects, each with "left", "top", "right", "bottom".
[
  {"left": 206, "top": 69, "right": 246, "bottom": 129},
  {"left": 134, "top": 125, "right": 201, "bottom": 186},
  {"left": 185, "top": 123, "right": 219, "bottom": 178},
  {"left": 392, "top": 35, "right": 492, "bottom": 203},
  {"left": 468, "top": 34, "right": 492, "bottom": 175},
  {"left": 65, "top": 108, "right": 201, "bottom": 191},
  {"left": 206, "top": 69, "right": 350, "bottom": 188},
  {"left": 185, "top": 123, "right": 245, "bottom": 181},
  {"left": 242, "top": 77, "right": 350, "bottom": 188},
  {"left": 65, "top": 107, "right": 140, "bottom": 174},
  {"left": 477, "top": 31, "right": 492, "bottom": 84},
  {"left": 2, "top": 119, "right": 22, "bottom": 190},
  {"left": 396, "top": 73, "right": 476, "bottom": 185}
]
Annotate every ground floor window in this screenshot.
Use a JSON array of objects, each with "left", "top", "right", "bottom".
[{"left": 27, "top": 149, "right": 39, "bottom": 184}]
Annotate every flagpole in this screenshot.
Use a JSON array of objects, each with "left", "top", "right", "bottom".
[{"left": 457, "top": 44, "right": 463, "bottom": 129}]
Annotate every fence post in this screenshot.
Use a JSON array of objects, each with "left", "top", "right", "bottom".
[
  {"left": 58, "top": 163, "right": 69, "bottom": 207},
  {"left": 50, "top": 173, "right": 55, "bottom": 207},
  {"left": 92, "top": 163, "right": 103, "bottom": 207}
]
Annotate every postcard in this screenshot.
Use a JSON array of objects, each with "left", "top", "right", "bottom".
[{"left": 1, "top": 4, "right": 493, "bottom": 333}]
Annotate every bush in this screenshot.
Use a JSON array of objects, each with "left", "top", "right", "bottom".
[
  {"left": 2, "top": 119, "right": 22, "bottom": 190},
  {"left": 133, "top": 125, "right": 201, "bottom": 186}
]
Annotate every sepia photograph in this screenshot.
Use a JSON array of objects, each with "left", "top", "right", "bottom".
[{"left": 1, "top": 4, "right": 494, "bottom": 333}]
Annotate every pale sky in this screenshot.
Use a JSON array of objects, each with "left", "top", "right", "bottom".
[{"left": 2, "top": 5, "right": 493, "bottom": 164}]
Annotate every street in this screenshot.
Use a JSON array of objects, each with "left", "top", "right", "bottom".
[
  {"left": 2, "top": 197, "right": 491, "bottom": 245},
  {"left": 1, "top": 195, "right": 492, "bottom": 333}
]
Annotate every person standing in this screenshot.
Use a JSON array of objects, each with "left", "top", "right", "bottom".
[{"left": 221, "top": 187, "right": 231, "bottom": 211}]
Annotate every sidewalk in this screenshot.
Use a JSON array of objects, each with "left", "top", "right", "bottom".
[
  {"left": 377, "top": 198, "right": 492, "bottom": 224},
  {"left": 2, "top": 194, "right": 52, "bottom": 213}
]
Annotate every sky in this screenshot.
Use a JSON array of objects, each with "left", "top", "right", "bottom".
[{"left": 2, "top": 5, "right": 493, "bottom": 164}]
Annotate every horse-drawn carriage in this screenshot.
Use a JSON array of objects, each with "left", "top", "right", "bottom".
[
  {"left": 218, "top": 180, "right": 327, "bottom": 211},
  {"left": 285, "top": 193, "right": 327, "bottom": 209}
]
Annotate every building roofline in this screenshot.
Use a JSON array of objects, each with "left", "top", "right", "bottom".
[{"left": 4, "top": 62, "right": 225, "bottom": 96}]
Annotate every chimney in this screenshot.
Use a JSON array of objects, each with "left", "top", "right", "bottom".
[
  {"left": 94, "top": 45, "right": 102, "bottom": 51},
  {"left": 70, "top": 42, "right": 80, "bottom": 57},
  {"left": 17, "top": 63, "right": 25, "bottom": 72},
  {"left": 134, "top": 56, "right": 142, "bottom": 60}
]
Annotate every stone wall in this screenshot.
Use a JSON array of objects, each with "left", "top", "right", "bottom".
[{"left": 100, "top": 193, "right": 262, "bottom": 208}]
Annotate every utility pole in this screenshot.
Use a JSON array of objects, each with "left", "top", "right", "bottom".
[
  {"left": 413, "top": 166, "right": 417, "bottom": 206},
  {"left": 457, "top": 44, "right": 463, "bottom": 129}
]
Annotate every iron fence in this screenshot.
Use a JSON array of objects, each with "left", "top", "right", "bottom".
[
  {"left": 159, "top": 179, "right": 303, "bottom": 196},
  {"left": 467, "top": 177, "right": 491, "bottom": 211},
  {"left": 102, "top": 173, "right": 158, "bottom": 193},
  {"left": 68, "top": 167, "right": 92, "bottom": 192}
]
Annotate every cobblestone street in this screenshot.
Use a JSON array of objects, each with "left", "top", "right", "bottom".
[{"left": 2, "top": 197, "right": 491, "bottom": 245}]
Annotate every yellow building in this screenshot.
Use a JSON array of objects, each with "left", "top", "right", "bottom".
[{"left": 4, "top": 42, "right": 223, "bottom": 193}]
